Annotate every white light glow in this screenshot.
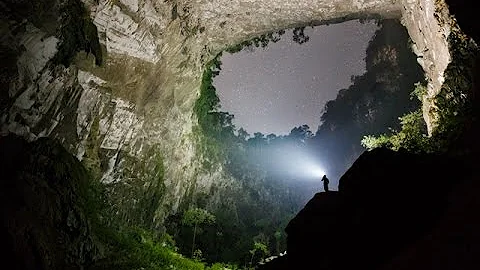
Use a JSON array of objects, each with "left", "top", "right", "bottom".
[
  {"left": 255, "top": 143, "right": 326, "bottom": 182},
  {"left": 299, "top": 157, "right": 326, "bottom": 179},
  {"left": 310, "top": 167, "right": 326, "bottom": 178},
  {"left": 302, "top": 162, "right": 326, "bottom": 179}
]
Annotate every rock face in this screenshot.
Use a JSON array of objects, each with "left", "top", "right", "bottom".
[
  {"left": 0, "top": 135, "right": 100, "bottom": 270},
  {"left": 0, "top": 0, "right": 474, "bottom": 228},
  {"left": 276, "top": 147, "right": 477, "bottom": 270},
  {"left": 313, "top": 19, "right": 424, "bottom": 182}
]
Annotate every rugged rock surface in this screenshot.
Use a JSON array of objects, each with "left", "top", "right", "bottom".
[
  {"left": 0, "top": 135, "right": 100, "bottom": 270},
  {"left": 0, "top": 0, "right": 475, "bottom": 228},
  {"left": 313, "top": 19, "right": 424, "bottom": 182},
  {"left": 266, "top": 147, "right": 476, "bottom": 270}
]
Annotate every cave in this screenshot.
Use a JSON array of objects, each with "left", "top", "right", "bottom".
[
  {"left": 1, "top": 0, "right": 480, "bottom": 269},
  {"left": 211, "top": 18, "right": 425, "bottom": 184}
]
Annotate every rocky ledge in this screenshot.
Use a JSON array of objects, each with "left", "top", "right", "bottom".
[{"left": 260, "top": 147, "right": 479, "bottom": 270}]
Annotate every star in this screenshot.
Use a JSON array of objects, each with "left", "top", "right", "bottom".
[{"left": 213, "top": 20, "right": 379, "bottom": 135}]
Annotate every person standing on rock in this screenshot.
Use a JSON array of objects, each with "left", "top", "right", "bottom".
[{"left": 321, "top": 175, "right": 330, "bottom": 192}]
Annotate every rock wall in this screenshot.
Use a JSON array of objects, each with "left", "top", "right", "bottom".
[
  {"left": 0, "top": 0, "right": 469, "bottom": 228},
  {"left": 401, "top": 0, "right": 453, "bottom": 133},
  {"left": 270, "top": 147, "right": 475, "bottom": 270},
  {"left": 0, "top": 135, "right": 101, "bottom": 269}
]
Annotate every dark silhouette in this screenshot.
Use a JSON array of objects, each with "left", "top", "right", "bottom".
[
  {"left": 321, "top": 175, "right": 330, "bottom": 192},
  {"left": 274, "top": 148, "right": 475, "bottom": 270},
  {"left": 292, "top": 27, "right": 310, "bottom": 44}
]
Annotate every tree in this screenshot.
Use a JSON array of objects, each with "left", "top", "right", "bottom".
[
  {"left": 248, "top": 132, "right": 265, "bottom": 147},
  {"left": 182, "top": 208, "right": 216, "bottom": 257},
  {"left": 249, "top": 241, "right": 269, "bottom": 266},
  {"left": 289, "top": 125, "right": 313, "bottom": 142},
  {"left": 237, "top": 128, "right": 250, "bottom": 141},
  {"left": 274, "top": 231, "right": 282, "bottom": 255},
  {"left": 292, "top": 27, "right": 310, "bottom": 44},
  {"left": 266, "top": 133, "right": 277, "bottom": 143}
]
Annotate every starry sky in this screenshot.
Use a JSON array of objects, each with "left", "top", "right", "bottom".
[{"left": 213, "top": 20, "right": 379, "bottom": 135}]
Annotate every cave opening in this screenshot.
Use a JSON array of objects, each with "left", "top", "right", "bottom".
[
  {"left": 205, "top": 19, "right": 425, "bottom": 185},
  {"left": 182, "top": 18, "right": 425, "bottom": 264},
  {"left": 3, "top": 0, "right": 480, "bottom": 269}
]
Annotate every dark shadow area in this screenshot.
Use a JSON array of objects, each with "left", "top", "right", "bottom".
[
  {"left": 259, "top": 2, "right": 480, "bottom": 268},
  {"left": 0, "top": 135, "right": 99, "bottom": 269},
  {"left": 260, "top": 147, "right": 479, "bottom": 270},
  {"left": 312, "top": 19, "right": 424, "bottom": 183}
]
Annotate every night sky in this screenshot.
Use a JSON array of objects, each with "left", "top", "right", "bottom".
[{"left": 214, "top": 20, "right": 379, "bottom": 135}]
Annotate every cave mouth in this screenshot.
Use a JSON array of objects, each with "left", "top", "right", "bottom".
[
  {"left": 198, "top": 18, "right": 426, "bottom": 184},
  {"left": 183, "top": 17, "right": 425, "bottom": 264}
]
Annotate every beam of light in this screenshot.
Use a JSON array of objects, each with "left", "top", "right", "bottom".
[
  {"left": 258, "top": 144, "right": 327, "bottom": 182},
  {"left": 301, "top": 160, "right": 326, "bottom": 179},
  {"left": 309, "top": 166, "right": 326, "bottom": 178}
]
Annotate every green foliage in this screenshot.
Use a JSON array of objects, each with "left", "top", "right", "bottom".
[
  {"left": 249, "top": 241, "right": 269, "bottom": 266},
  {"left": 193, "top": 249, "right": 204, "bottom": 262},
  {"left": 194, "top": 57, "right": 222, "bottom": 121},
  {"left": 183, "top": 208, "right": 216, "bottom": 226},
  {"left": 90, "top": 227, "right": 207, "bottom": 270},
  {"left": 360, "top": 80, "right": 431, "bottom": 153},
  {"left": 53, "top": 0, "right": 102, "bottom": 67},
  {"left": 225, "top": 30, "right": 285, "bottom": 53},
  {"left": 361, "top": 109, "right": 431, "bottom": 152},
  {"left": 74, "top": 155, "right": 203, "bottom": 269},
  {"left": 360, "top": 81, "right": 431, "bottom": 152},
  {"left": 362, "top": 25, "right": 479, "bottom": 154},
  {"left": 90, "top": 225, "right": 246, "bottom": 269},
  {"left": 429, "top": 26, "right": 478, "bottom": 151},
  {"left": 160, "top": 232, "right": 177, "bottom": 251},
  {"left": 182, "top": 208, "right": 216, "bottom": 257},
  {"left": 83, "top": 180, "right": 239, "bottom": 270},
  {"left": 410, "top": 82, "right": 427, "bottom": 101},
  {"left": 360, "top": 134, "right": 390, "bottom": 150},
  {"left": 75, "top": 139, "right": 226, "bottom": 269},
  {"left": 208, "top": 262, "right": 241, "bottom": 270},
  {"left": 193, "top": 56, "right": 231, "bottom": 169},
  {"left": 251, "top": 242, "right": 269, "bottom": 256},
  {"left": 191, "top": 54, "right": 313, "bottom": 265}
]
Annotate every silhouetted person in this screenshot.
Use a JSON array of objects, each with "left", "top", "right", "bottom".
[{"left": 321, "top": 175, "right": 330, "bottom": 192}]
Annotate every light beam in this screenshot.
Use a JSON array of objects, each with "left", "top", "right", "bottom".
[{"left": 300, "top": 159, "right": 326, "bottom": 179}]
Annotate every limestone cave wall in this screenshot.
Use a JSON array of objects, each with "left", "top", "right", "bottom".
[{"left": 0, "top": 0, "right": 469, "bottom": 228}]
